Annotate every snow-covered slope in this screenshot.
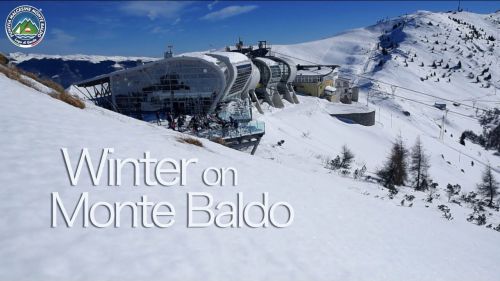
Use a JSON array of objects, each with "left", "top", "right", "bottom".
[
  {"left": 1, "top": 65, "right": 500, "bottom": 280},
  {"left": 262, "top": 10, "right": 500, "bottom": 190},
  {"left": 1, "top": 10, "right": 500, "bottom": 280},
  {"left": 274, "top": 11, "right": 499, "bottom": 100}
]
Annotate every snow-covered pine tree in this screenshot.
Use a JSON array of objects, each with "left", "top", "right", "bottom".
[
  {"left": 359, "top": 165, "right": 367, "bottom": 178},
  {"left": 477, "top": 163, "right": 499, "bottom": 207},
  {"left": 446, "top": 184, "right": 461, "bottom": 202},
  {"left": 339, "top": 145, "right": 354, "bottom": 170},
  {"left": 377, "top": 135, "right": 409, "bottom": 188},
  {"left": 326, "top": 145, "right": 355, "bottom": 173},
  {"left": 326, "top": 155, "right": 341, "bottom": 170},
  {"left": 410, "top": 136, "right": 431, "bottom": 191}
]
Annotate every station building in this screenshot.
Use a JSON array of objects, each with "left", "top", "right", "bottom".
[
  {"left": 75, "top": 42, "right": 361, "bottom": 124},
  {"left": 75, "top": 51, "right": 257, "bottom": 118},
  {"left": 293, "top": 67, "right": 335, "bottom": 98},
  {"left": 293, "top": 67, "right": 359, "bottom": 104}
]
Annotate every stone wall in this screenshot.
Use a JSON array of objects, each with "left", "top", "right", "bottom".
[{"left": 331, "top": 110, "right": 375, "bottom": 126}]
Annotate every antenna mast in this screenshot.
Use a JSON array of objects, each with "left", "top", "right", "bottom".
[{"left": 164, "top": 45, "right": 173, "bottom": 58}]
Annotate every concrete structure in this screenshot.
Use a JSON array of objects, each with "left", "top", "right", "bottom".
[
  {"left": 333, "top": 111, "right": 375, "bottom": 126},
  {"left": 351, "top": 86, "right": 359, "bottom": 102},
  {"left": 268, "top": 56, "right": 299, "bottom": 104},
  {"left": 323, "top": 102, "right": 376, "bottom": 126},
  {"left": 252, "top": 57, "right": 284, "bottom": 108},
  {"left": 324, "top": 85, "right": 339, "bottom": 102},
  {"left": 247, "top": 61, "right": 263, "bottom": 113},
  {"left": 334, "top": 77, "right": 358, "bottom": 104}
]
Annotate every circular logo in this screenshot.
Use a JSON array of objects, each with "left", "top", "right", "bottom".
[{"left": 5, "top": 5, "right": 46, "bottom": 48}]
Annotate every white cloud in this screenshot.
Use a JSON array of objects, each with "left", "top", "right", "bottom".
[
  {"left": 19, "top": 28, "right": 78, "bottom": 54},
  {"left": 51, "top": 28, "right": 76, "bottom": 44},
  {"left": 207, "top": 0, "right": 218, "bottom": 11},
  {"left": 201, "top": 5, "right": 258, "bottom": 21},
  {"left": 120, "top": 1, "right": 192, "bottom": 21},
  {"left": 151, "top": 26, "right": 170, "bottom": 35}
]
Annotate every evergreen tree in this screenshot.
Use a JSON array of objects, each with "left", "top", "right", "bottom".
[
  {"left": 485, "top": 124, "right": 500, "bottom": 153},
  {"left": 339, "top": 145, "right": 355, "bottom": 170},
  {"left": 377, "top": 135, "right": 409, "bottom": 188},
  {"left": 446, "top": 184, "right": 461, "bottom": 202},
  {"left": 459, "top": 132, "right": 466, "bottom": 145},
  {"left": 326, "top": 145, "right": 355, "bottom": 172},
  {"left": 326, "top": 155, "right": 341, "bottom": 170},
  {"left": 476, "top": 109, "right": 500, "bottom": 153},
  {"left": 359, "top": 165, "right": 367, "bottom": 178},
  {"left": 477, "top": 163, "right": 499, "bottom": 207},
  {"left": 409, "top": 136, "right": 431, "bottom": 191}
]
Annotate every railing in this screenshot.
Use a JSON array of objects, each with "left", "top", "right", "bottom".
[
  {"left": 195, "top": 120, "right": 265, "bottom": 140},
  {"left": 218, "top": 108, "right": 252, "bottom": 121},
  {"left": 217, "top": 100, "right": 253, "bottom": 121}
]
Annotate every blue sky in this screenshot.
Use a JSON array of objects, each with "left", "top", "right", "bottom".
[{"left": 1, "top": 1, "right": 498, "bottom": 57}]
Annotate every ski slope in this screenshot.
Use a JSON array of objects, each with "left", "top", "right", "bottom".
[
  {"left": 0, "top": 57, "right": 499, "bottom": 281},
  {"left": 262, "top": 10, "right": 500, "bottom": 190},
  {"left": 1, "top": 10, "right": 500, "bottom": 281}
]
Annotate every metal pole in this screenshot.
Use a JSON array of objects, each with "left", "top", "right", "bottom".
[
  {"left": 74, "top": 85, "right": 92, "bottom": 100},
  {"left": 440, "top": 110, "right": 448, "bottom": 141},
  {"left": 439, "top": 115, "right": 444, "bottom": 140}
]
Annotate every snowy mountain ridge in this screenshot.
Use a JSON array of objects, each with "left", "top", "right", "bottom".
[
  {"left": 273, "top": 11, "right": 499, "bottom": 92},
  {"left": 8, "top": 52, "right": 159, "bottom": 64}
]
